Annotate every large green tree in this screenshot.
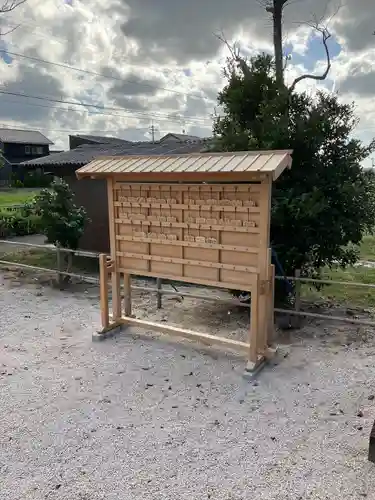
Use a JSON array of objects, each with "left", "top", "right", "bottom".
[{"left": 213, "top": 53, "right": 375, "bottom": 280}]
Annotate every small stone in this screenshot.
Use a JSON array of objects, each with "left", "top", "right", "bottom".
[
  {"left": 116, "top": 426, "right": 124, "bottom": 430},
  {"left": 146, "top": 383, "right": 153, "bottom": 388},
  {"left": 357, "top": 410, "right": 364, "bottom": 418},
  {"left": 142, "top": 367, "right": 151, "bottom": 371},
  {"left": 99, "top": 397, "right": 111, "bottom": 403},
  {"left": 357, "top": 426, "right": 363, "bottom": 431},
  {"left": 55, "top": 485, "right": 61, "bottom": 490},
  {"left": 213, "top": 419, "right": 220, "bottom": 426},
  {"left": 368, "top": 395, "right": 375, "bottom": 401},
  {"left": 270, "top": 436, "right": 277, "bottom": 441},
  {"left": 171, "top": 405, "right": 178, "bottom": 409},
  {"left": 329, "top": 412, "right": 337, "bottom": 416},
  {"left": 168, "top": 386, "right": 172, "bottom": 390},
  {"left": 180, "top": 354, "right": 186, "bottom": 359}
]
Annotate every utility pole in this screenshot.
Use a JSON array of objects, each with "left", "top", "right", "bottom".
[{"left": 150, "top": 121, "right": 156, "bottom": 143}]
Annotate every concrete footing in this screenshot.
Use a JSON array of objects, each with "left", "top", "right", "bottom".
[{"left": 92, "top": 324, "right": 123, "bottom": 342}]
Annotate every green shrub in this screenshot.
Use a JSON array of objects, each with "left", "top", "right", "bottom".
[{"left": 0, "top": 211, "right": 41, "bottom": 237}]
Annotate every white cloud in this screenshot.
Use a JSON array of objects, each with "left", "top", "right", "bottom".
[{"left": 0, "top": 0, "right": 372, "bottom": 165}]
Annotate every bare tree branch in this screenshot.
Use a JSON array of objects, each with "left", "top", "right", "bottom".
[
  {"left": 214, "top": 31, "right": 251, "bottom": 78},
  {"left": 0, "top": 0, "right": 26, "bottom": 13},
  {"left": 289, "top": 23, "right": 331, "bottom": 93},
  {"left": 0, "top": 23, "right": 20, "bottom": 36}
]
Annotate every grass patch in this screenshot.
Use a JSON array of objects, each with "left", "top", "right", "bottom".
[
  {"left": 359, "top": 235, "right": 375, "bottom": 261},
  {"left": 0, "top": 248, "right": 99, "bottom": 277},
  {"left": 0, "top": 188, "right": 40, "bottom": 207},
  {"left": 302, "top": 265, "right": 375, "bottom": 308}
]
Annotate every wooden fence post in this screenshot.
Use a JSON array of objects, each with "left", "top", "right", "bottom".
[
  {"left": 56, "top": 244, "right": 63, "bottom": 287},
  {"left": 294, "top": 269, "right": 301, "bottom": 327},
  {"left": 156, "top": 278, "right": 162, "bottom": 309}
]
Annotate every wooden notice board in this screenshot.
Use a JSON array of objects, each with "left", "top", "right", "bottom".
[
  {"left": 113, "top": 182, "right": 267, "bottom": 291},
  {"left": 76, "top": 150, "right": 292, "bottom": 372}
]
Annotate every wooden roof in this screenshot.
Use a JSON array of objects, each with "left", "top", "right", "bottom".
[{"left": 76, "top": 150, "right": 292, "bottom": 181}]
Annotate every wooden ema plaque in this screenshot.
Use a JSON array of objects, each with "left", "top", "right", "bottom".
[{"left": 99, "top": 179, "right": 275, "bottom": 372}]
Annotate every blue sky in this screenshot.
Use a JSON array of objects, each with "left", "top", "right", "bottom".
[
  {"left": 284, "top": 32, "right": 341, "bottom": 72},
  {"left": 0, "top": 41, "right": 13, "bottom": 65}
]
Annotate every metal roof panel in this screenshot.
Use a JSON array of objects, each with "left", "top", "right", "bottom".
[{"left": 76, "top": 150, "right": 293, "bottom": 180}]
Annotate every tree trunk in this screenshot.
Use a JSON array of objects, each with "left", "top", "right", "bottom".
[{"left": 272, "top": 1, "right": 284, "bottom": 87}]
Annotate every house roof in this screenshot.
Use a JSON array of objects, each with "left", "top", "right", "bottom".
[
  {"left": 70, "top": 134, "right": 131, "bottom": 145},
  {"left": 76, "top": 150, "right": 293, "bottom": 180},
  {"left": 159, "top": 133, "right": 203, "bottom": 142},
  {"left": 0, "top": 128, "right": 53, "bottom": 145},
  {"left": 21, "top": 140, "right": 208, "bottom": 168}
]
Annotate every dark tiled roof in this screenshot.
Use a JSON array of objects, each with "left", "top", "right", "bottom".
[
  {"left": 21, "top": 140, "right": 209, "bottom": 167},
  {"left": 159, "top": 133, "right": 203, "bottom": 142},
  {"left": 70, "top": 134, "right": 131, "bottom": 145},
  {"left": 0, "top": 128, "right": 53, "bottom": 145}
]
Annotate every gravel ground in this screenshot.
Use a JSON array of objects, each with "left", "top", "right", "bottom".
[{"left": 1, "top": 271, "right": 375, "bottom": 500}]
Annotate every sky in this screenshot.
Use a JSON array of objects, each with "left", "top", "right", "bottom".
[{"left": 0, "top": 0, "right": 374, "bottom": 166}]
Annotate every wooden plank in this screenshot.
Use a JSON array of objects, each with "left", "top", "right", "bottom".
[
  {"left": 113, "top": 201, "right": 260, "bottom": 213},
  {"left": 107, "top": 178, "right": 121, "bottom": 320},
  {"left": 117, "top": 316, "right": 250, "bottom": 353},
  {"left": 106, "top": 171, "right": 270, "bottom": 182},
  {"left": 115, "top": 182, "right": 262, "bottom": 193},
  {"left": 99, "top": 254, "right": 109, "bottom": 328},
  {"left": 116, "top": 251, "right": 258, "bottom": 273},
  {"left": 116, "top": 234, "right": 260, "bottom": 253},
  {"left": 117, "top": 267, "right": 256, "bottom": 292},
  {"left": 114, "top": 218, "right": 260, "bottom": 233}
]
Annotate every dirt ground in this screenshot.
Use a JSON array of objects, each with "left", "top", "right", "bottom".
[{"left": 1, "top": 269, "right": 375, "bottom": 500}]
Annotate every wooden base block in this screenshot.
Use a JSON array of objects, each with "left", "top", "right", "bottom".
[
  {"left": 369, "top": 421, "right": 375, "bottom": 463},
  {"left": 93, "top": 322, "right": 123, "bottom": 342},
  {"left": 243, "top": 356, "right": 266, "bottom": 380}
]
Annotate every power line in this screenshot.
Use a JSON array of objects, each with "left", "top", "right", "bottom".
[
  {"left": 0, "top": 95, "right": 212, "bottom": 127},
  {"left": 0, "top": 89, "right": 212, "bottom": 126},
  {"left": 1, "top": 49, "right": 210, "bottom": 101},
  {"left": 0, "top": 122, "right": 149, "bottom": 135}
]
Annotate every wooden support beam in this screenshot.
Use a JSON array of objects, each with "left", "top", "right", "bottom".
[
  {"left": 99, "top": 254, "right": 109, "bottom": 329},
  {"left": 112, "top": 315, "right": 250, "bottom": 353},
  {"left": 107, "top": 178, "right": 121, "bottom": 320}
]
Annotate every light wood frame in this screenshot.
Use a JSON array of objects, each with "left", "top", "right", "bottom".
[{"left": 98, "top": 176, "right": 277, "bottom": 371}]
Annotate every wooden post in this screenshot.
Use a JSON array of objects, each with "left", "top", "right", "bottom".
[
  {"left": 156, "top": 278, "right": 162, "bottom": 309},
  {"left": 294, "top": 269, "right": 301, "bottom": 327},
  {"left": 56, "top": 244, "right": 63, "bottom": 287},
  {"left": 247, "top": 276, "right": 259, "bottom": 370},
  {"left": 99, "top": 254, "right": 109, "bottom": 328},
  {"left": 257, "top": 179, "right": 273, "bottom": 360},
  {"left": 107, "top": 178, "right": 121, "bottom": 320},
  {"left": 123, "top": 273, "right": 132, "bottom": 316},
  {"left": 268, "top": 264, "right": 276, "bottom": 344}
]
